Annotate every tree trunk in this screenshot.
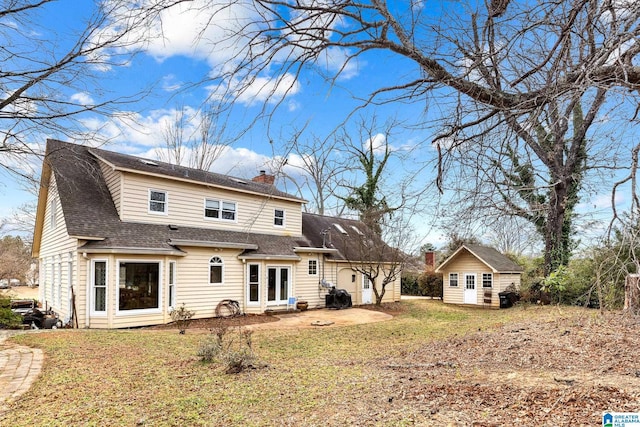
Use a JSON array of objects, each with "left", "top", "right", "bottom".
[
  {"left": 544, "top": 180, "right": 569, "bottom": 276},
  {"left": 624, "top": 275, "right": 640, "bottom": 315}
]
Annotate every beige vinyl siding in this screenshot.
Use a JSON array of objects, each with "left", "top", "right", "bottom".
[
  {"left": 499, "top": 273, "right": 521, "bottom": 292},
  {"left": 99, "top": 161, "right": 122, "bottom": 216},
  {"left": 173, "top": 248, "right": 245, "bottom": 319},
  {"left": 38, "top": 173, "right": 78, "bottom": 321},
  {"left": 119, "top": 173, "right": 303, "bottom": 235},
  {"left": 335, "top": 264, "right": 401, "bottom": 305},
  {"left": 441, "top": 251, "right": 490, "bottom": 305},
  {"left": 293, "top": 254, "right": 338, "bottom": 309},
  {"left": 441, "top": 251, "right": 522, "bottom": 308}
]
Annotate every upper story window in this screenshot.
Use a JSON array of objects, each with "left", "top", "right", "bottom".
[
  {"left": 449, "top": 273, "right": 459, "bottom": 287},
  {"left": 149, "top": 190, "right": 167, "bottom": 214},
  {"left": 482, "top": 273, "right": 493, "bottom": 288},
  {"left": 274, "top": 209, "right": 285, "bottom": 227},
  {"left": 204, "top": 199, "right": 236, "bottom": 221},
  {"left": 209, "top": 256, "right": 224, "bottom": 285},
  {"left": 308, "top": 259, "right": 317, "bottom": 275}
]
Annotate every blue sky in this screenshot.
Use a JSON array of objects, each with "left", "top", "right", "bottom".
[
  {"left": 0, "top": 0, "right": 635, "bottom": 252},
  {"left": 0, "top": 1, "right": 441, "bottom": 242}
]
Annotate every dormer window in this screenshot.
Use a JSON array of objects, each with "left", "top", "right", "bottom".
[
  {"left": 149, "top": 190, "right": 167, "bottom": 214},
  {"left": 274, "top": 209, "right": 285, "bottom": 227}
]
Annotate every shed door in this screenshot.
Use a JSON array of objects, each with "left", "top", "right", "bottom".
[{"left": 464, "top": 274, "right": 477, "bottom": 304}]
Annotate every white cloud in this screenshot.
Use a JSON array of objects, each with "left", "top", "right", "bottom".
[
  {"left": 365, "top": 133, "right": 388, "bottom": 156},
  {"left": 70, "top": 92, "right": 95, "bottom": 106}
]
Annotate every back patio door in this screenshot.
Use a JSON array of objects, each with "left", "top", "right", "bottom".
[
  {"left": 464, "top": 274, "right": 477, "bottom": 304},
  {"left": 267, "top": 266, "right": 290, "bottom": 305}
]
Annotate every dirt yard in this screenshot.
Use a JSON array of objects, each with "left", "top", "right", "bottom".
[
  {"left": 0, "top": 286, "right": 39, "bottom": 300},
  {"left": 372, "top": 309, "right": 640, "bottom": 426}
]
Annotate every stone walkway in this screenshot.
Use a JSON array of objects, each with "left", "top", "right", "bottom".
[{"left": 0, "top": 331, "right": 43, "bottom": 417}]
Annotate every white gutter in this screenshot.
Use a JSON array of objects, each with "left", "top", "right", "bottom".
[
  {"left": 293, "top": 247, "right": 339, "bottom": 254},
  {"left": 168, "top": 239, "right": 258, "bottom": 250}
]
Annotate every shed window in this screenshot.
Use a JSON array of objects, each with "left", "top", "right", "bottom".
[
  {"left": 209, "top": 256, "right": 223, "bottom": 284},
  {"left": 449, "top": 273, "right": 459, "bottom": 287},
  {"left": 482, "top": 273, "right": 493, "bottom": 288}
]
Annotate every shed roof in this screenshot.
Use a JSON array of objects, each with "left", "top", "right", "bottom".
[{"left": 435, "top": 244, "right": 524, "bottom": 273}]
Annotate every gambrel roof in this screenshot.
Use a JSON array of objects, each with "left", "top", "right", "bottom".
[
  {"left": 33, "top": 139, "right": 394, "bottom": 263},
  {"left": 435, "top": 244, "right": 524, "bottom": 274}
]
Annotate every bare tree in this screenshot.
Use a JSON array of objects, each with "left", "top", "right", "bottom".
[
  {"left": 283, "top": 132, "right": 346, "bottom": 215},
  {"left": 336, "top": 214, "right": 415, "bottom": 306},
  {"left": 193, "top": 0, "right": 640, "bottom": 274},
  {"left": 0, "top": 0, "right": 181, "bottom": 183},
  {"left": 0, "top": 235, "right": 31, "bottom": 283},
  {"left": 155, "top": 104, "right": 236, "bottom": 171}
]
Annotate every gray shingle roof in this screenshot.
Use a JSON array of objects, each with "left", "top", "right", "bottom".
[
  {"left": 43, "top": 139, "right": 385, "bottom": 261},
  {"left": 301, "top": 213, "right": 401, "bottom": 263},
  {"left": 88, "top": 145, "right": 304, "bottom": 202},
  {"left": 436, "top": 244, "right": 524, "bottom": 273}
]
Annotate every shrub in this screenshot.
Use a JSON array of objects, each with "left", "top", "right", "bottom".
[
  {"left": 197, "top": 318, "right": 257, "bottom": 374},
  {"left": 417, "top": 272, "right": 443, "bottom": 298},
  {"left": 170, "top": 303, "right": 194, "bottom": 334},
  {"left": 0, "top": 295, "right": 23, "bottom": 329}
]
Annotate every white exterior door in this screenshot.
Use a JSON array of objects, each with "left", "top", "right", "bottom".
[
  {"left": 362, "top": 275, "right": 373, "bottom": 304},
  {"left": 464, "top": 274, "right": 477, "bottom": 304},
  {"left": 267, "top": 266, "right": 290, "bottom": 305}
]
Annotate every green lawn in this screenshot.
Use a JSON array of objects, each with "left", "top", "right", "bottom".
[{"left": 3, "top": 301, "right": 593, "bottom": 426}]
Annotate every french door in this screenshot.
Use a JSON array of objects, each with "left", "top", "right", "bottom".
[{"left": 267, "top": 266, "right": 290, "bottom": 305}]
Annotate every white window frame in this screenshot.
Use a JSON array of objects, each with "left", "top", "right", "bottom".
[
  {"left": 67, "top": 252, "right": 74, "bottom": 316},
  {"left": 308, "top": 259, "right": 317, "bottom": 275},
  {"left": 209, "top": 256, "right": 224, "bottom": 285},
  {"left": 449, "top": 272, "right": 459, "bottom": 287},
  {"left": 148, "top": 189, "right": 168, "bottom": 215},
  {"left": 247, "top": 263, "right": 260, "bottom": 306},
  {"left": 274, "top": 209, "right": 285, "bottom": 227},
  {"left": 90, "top": 259, "right": 108, "bottom": 316},
  {"left": 116, "top": 259, "right": 163, "bottom": 316},
  {"left": 482, "top": 273, "right": 493, "bottom": 288},
  {"left": 204, "top": 198, "right": 237, "bottom": 222},
  {"left": 168, "top": 261, "right": 176, "bottom": 310}
]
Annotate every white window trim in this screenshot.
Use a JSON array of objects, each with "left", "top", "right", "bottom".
[
  {"left": 449, "top": 272, "right": 459, "bottom": 287},
  {"left": 482, "top": 273, "right": 493, "bottom": 288},
  {"left": 90, "top": 259, "right": 108, "bottom": 317},
  {"left": 56, "top": 255, "right": 62, "bottom": 307},
  {"left": 209, "top": 256, "right": 224, "bottom": 285},
  {"left": 203, "top": 198, "right": 238, "bottom": 223},
  {"left": 148, "top": 189, "right": 168, "bottom": 215},
  {"left": 168, "top": 261, "right": 176, "bottom": 310},
  {"left": 274, "top": 209, "right": 285, "bottom": 227},
  {"left": 115, "top": 259, "right": 163, "bottom": 316},
  {"left": 308, "top": 259, "right": 318, "bottom": 276},
  {"left": 246, "top": 263, "right": 261, "bottom": 306}
]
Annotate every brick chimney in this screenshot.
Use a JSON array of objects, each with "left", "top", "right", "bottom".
[
  {"left": 252, "top": 170, "right": 275, "bottom": 185},
  {"left": 425, "top": 251, "right": 436, "bottom": 271}
]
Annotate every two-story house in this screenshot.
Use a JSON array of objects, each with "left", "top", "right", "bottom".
[{"left": 32, "top": 139, "right": 401, "bottom": 328}]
